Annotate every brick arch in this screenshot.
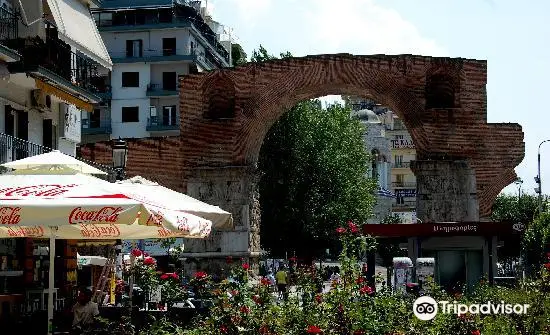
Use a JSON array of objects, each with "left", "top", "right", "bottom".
[
  {"left": 236, "top": 63, "right": 430, "bottom": 164},
  {"left": 173, "top": 53, "right": 524, "bottom": 218}
]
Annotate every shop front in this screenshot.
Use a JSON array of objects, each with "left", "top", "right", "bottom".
[
  {"left": 363, "top": 221, "right": 524, "bottom": 291},
  {"left": 0, "top": 237, "right": 79, "bottom": 333}
]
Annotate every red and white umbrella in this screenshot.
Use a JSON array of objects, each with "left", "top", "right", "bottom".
[{"left": 0, "top": 173, "right": 212, "bottom": 238}]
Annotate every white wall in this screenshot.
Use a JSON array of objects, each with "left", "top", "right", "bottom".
[
  {"left": 111, "top": 63, "right": 150, "bottom": 100},
  {"left": 101, "top": 28, "right": 193, "bottom": 58},
  {"left": 110, "top": 98, "right": 151, "bottom": 138},
  {"left": 150, "top": 63, "right": 189, "bottom": 87}
]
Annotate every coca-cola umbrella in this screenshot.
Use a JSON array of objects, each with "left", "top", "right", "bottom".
[{"left": 0, "top": 172, "right": 213, "bottom": 334}]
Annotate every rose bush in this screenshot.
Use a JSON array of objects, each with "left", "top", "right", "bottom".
[
  {"left": 176, "top": 222, "right": 550, "bottom": 335},
  {"left": 126, "top": 223, "right": 550, "bottom": 335}
]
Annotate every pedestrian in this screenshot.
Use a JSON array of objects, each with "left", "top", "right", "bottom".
[
  {"left": 71, "top": 288, "right": 99, "bottom": 334},
  {"left": 275, "top": 267, "right": 288, "bottom": 301}
]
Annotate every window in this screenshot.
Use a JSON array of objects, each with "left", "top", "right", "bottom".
[
  {"left": 121, "top": 107, "right": 139, "bottom": 123},
  {"left": 162, "top": 105, "right": 177, "bottom": 125},
  {"left": 162, "top": 38, "right": 176, "bottom": 56},
  {"left": 90, "top": 109, "right": 101, "bottom": 128},
  {"left": 395, "top": 155, "right": 403, "bottom": 167},
  {"left": 162, "top": 72, "right": 177, "bottom": 91},
  {"left": 121, "top": 72, "right": 139, "bottom": 87},
  {"left": 395, "top": 174, "right": 404, "bottom": 186},
  {"left": 126, "top": 40, "right": 143, "bottom": 58}
]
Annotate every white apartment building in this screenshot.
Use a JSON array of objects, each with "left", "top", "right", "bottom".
[
  {"left": 0, "top": 0, "right": 112, "bottom": 163},
  {"left": 84, "top": 0, "right": 231, "bottom": 142}
]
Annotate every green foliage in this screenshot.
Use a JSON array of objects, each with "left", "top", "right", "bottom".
[
  {"left": 172, "top": 224, "right": 550, "bottom": 335},
  {"left": 490, "top": 193, "right": 540, "bottom": 224},
  {"left": 523, "top": 212, "right": 550, "bottom": 267},
  {"left": 231, "top": 43, "right": 248, "bottom": 66},
  {"left": 259, "top": 99, "right": 377, "bottom": 255},
  {"left": 250, "top": 45, "right": 292, "bottom": 62}
]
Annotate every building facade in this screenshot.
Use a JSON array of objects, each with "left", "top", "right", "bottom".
[
  {"left": 347, "top": 97, "right": 418, "bottom": 224},
  {"left": 84, "top": 0, "right": 231, "bottom": 142},
  {"left": 0, "top": 0, "right": 112, "bottom": 164},
  {"left": 350, "top": 103, "right": 393, "bottom": 224}
]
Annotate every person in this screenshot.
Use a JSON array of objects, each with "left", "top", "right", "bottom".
[
  {"left": 275, "top": 267, "right": 288, "bottom": 300},
  {"left": 267, "top": 270, "right": 276, "bottom": 291},
  {"left": 72, "top": 288, "right": 99, "bottom": 333}
]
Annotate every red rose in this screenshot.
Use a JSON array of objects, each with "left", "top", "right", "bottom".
[
  {"left": 242, "top": 263, "right": 250, "bottom": 270},
  {"left": 356, "top": 277, "right": 365, "bottom": 284},
  {"left": 226, "top": 256, "right": 233, "bottom": 264},
  {"left": 353, "top": 330, "right": 366, "bottom": 335},
  {"left": 171, "top": 273, "right": 179, "bottom": 280},
  {"left": 471, "top": 330, "right": 480, "bottom": 335},
  {"left": 252, "top": 295, "right": 262, "bottom": 305},
  {"left": 160, "top": 274, "right": 169, "bottom": 280},
  {"left": 194, "top": 271, "right": 208, "bottom": 279},
  {"left": 239, "top": 305, "right": 250, "bottom": 314},
  {"left": 544, "top": 263, "right": 550, "bottom": 271},
  {"left": 231, "top": 290, "right": 239, "bottom": 296},
  {"left": 359, "top": 285, "right": 373, "bottom": 295},
  {"left": 220, "top": 325, "right": 228, "bottom": 334},
  {"left": 131, "top": 249, "right": 142, "bottom": 257},
  {"left": 143, "top": 257, "right": 155, "bottom": 266},
  {"left": 336, "top": 227, "right": 346, "bottom": 234},
  {"left": 143, "top": 252, "right": 150, "bottom": 257},
  {"left": 315, "top": 294, "right": 322, "bottom": 303},
  {"left": 259, "top": 325, "right": 269, "bottom": 334},
  {"left": 307, "top": 325, "right": 322, "bottom": 334},
  {"left": 260, "top": 277, "right": 271, "bottom": 286}
]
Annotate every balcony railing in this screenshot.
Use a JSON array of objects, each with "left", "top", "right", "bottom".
[
  {"left": 0, "top": 6, "right": 18, "bottom": 41},
  {"left": 392, "top": 162, "right": 412, "bottom": 168},
  {"left": 4, "top": 26, "right": 99, "bottom": 92},
  {"left": 147, "top": 83, "right": 178, "bottom": 96},
  {"left": 392, "top": 201, "right": 416, "bottom": 208},
  {"left": 392, "top": 182, "right": 416, "bottom": 188},
  {"left": 0, "top": 132, "right": 116, "bottom": 180},
  {"left": 109, "top": 48, "right": 195, "bottom": 63},
  {"left": 146, "top": 116, "right": 179, "bottom": 131},
  {"left": 82, "top": 118, "right": 112, "bottom": 135}
]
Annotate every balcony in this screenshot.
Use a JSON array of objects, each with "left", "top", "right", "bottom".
[
  {"left": 146, "top": 83, "right": 178, "bottom": 97},
  {"left": 110, "top": 48, "right": 195, "bottom": 64},
  {"left": 82, "top": 118, "right": 112, "bottom": 135},
  {"left": 392, "top": 182, "right": 416, "bottom": 188},
  {"left": 4, "top": 23, "right": 101, "bottom": 101},
  {"left": 0, "top": 133, "right": 52, "bottom": 166},
  {"left": 0, "top": 6, "right": 20, "bottom": 62},
  {"left": 392, "top": 161, "right": 412, "bottom": 169},
  {"left": 392, "top": 201, "right": 416, "bottom": 209},
  {"left": 146, "top": 115, "right": 179, "bottom": 132}
]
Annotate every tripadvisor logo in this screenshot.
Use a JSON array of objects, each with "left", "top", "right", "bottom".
[{"left": 413, "top": 296, "right": 530, "bottom": 321}]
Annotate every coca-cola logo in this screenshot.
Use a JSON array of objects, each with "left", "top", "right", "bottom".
[
  {"left": 146, "top": 212, "right": 164, "bottom": 227},
  {"left": 6, "top": 226, "right": 44, "bottom": 237},
  {"left": 80, "top": 224, "right": 121, "bottom": 238},
  {"left": 0, "top": 184, "right": 78, "bottom": 197},
  {"left": 0, "top": 207, "right": 21, "bottom": 225},
  {"left": 69, "top": 206, "right": 123, "bottom": 224},
  {"left": 177, "top": 217, "right": 189, "bottom": 232},
  {"left": 157, "top": 228, "right": 182, "bottom": 238}
]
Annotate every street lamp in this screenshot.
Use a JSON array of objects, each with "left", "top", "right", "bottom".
[
  {"left": 535, "top": 140, "right": 550, "bottom": 214},
  {"left": 515, "top": 178, "right": 523, "bottom": 202},
  {"left": 112, "top": 138, "right": 128, "bottom": 181}
]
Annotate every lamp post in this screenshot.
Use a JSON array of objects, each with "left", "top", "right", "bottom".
[
  {"left": 112, "top": 138, "right": 128, "bottom": 181},
  {"left": 535, "top": 140, "right": 550, "bottom": 215}
]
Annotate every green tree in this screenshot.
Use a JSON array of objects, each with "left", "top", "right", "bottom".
[
  {"left": 256, "top": 46, "right": 377, "bottom": 256},
  {"left": 490, "top": 193, "right": 539, "bottom": 224},
  {"left": 231, "top": 43, "right": 247, "bottom": 66}
]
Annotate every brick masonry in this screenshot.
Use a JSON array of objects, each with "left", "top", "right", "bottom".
[{"left": 80, "top": 54, "right": 524, "bottom": 259}]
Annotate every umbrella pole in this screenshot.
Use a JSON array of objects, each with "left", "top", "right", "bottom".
[
  {"left": 47, "top": 227, "right": 58, "bottom": 335},
  {"left": 128, "top": 241, "right": 136, "bottom": 312}
]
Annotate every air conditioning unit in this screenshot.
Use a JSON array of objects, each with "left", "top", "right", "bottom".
[
  {"left": 149, "top": 106, "right": 157, "bottom": 116},
  {"left": 31, "top": 89, "right": 52, "bottom": 112}
]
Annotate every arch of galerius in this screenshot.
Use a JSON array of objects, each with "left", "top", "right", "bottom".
[{"left": 79, "top": 54, "right": 524, "bottom": 274}]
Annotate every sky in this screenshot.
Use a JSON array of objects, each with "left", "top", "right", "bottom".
[{"left": 207, "top": 0, "right": 550, "bottom": 196}]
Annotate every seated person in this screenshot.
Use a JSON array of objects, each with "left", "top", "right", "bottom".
[{"left": 72, "top": 288, "right": 99, "bottom": 331}]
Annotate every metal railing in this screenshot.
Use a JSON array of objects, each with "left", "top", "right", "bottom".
[
  {"left": 146, "top": 116, "right": 179, "bottom": 131},
  {"left": 392, "top": 162, "right": 411, "bottom": 168},
  {"left": 3, "top": 22, "right": 100, "bottom": 92},
  {"left": 147, "top": 83, "right": 177, "bottom": 92},
  {"left": 0, "top": 132, "right": 115, "bottom": 180},
  {"left": 82, "top": 118, "right": 112, "bottom": 135},
  {"left": 392, "top": 182, "right": 416, "bottom": 188},
  {"left": 392, "top": 201, "right": 416, "bottom": 208},
  {"left": 0, "top": 6, "right": 18, "bottom": 41}
]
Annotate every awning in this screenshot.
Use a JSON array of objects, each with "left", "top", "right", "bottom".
[
  {"left": 46, "top": 0, "right": 112, "bottom": 70},
  {"left": 35, "top": 79, "right": 93, "bottom": 112},
  {"left": 362, "top": 222, "right": 525, "bottom": 238}
]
